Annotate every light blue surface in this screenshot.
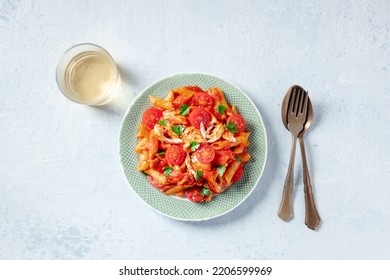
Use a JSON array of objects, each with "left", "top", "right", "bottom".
[{"left": 1, "top": 0, "right": 389, "bottom": 259}]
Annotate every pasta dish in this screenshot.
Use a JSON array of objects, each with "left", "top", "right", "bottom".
[{"left": 135, "top": 86, "right": 251, "bottom": 202}]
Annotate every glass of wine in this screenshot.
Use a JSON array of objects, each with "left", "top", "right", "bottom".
[{"left": 56, "top": 43, "right": 120, "bottom": 105}]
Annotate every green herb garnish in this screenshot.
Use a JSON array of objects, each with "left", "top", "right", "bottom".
[
  {"left": 216, "top": 165, "right": 226, "bottom": 176},
  {"left": 195, "top": 170, "right": 203, "bottom": 180},
  {"left": 200, "top": 187, "right": 210, "bottom": 197},
  {"left": 225, "top": 122, "right": 238, "bottom": 133},
  {"left": 235, "top": 156, "right": 242, "bottom": 162},
  {"left": 216, "top": 104, "right": 227, "bottom": 114},
  {"left": 163, "top": 166, "right": 173, "bottom": 177},
  {"left": 171, "top": 125, "right": 184, "bottom": 135},
  {"left": 157, "top": 150, "right": 166, "bottom": 156},
  {"left": 189, "top": 141, "right": 200, "bottom": 151},
  {"left": 180, "top": 104, "right": 190, "bottom": 116},
  {"left": 158, "top": 120, "right": 167, "bottom": 126}
]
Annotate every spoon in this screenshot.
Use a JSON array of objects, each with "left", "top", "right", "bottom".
[{"left": 280, "top": 85, "right": 321, "bottom": 230}]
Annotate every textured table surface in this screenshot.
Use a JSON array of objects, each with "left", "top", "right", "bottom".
[{"left": 1, "top": 0, "right": 389, "bottom": 259}]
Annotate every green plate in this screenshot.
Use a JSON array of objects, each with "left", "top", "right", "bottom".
[{"left": 119, "top": 73, "right": 267, "bottom": 221}]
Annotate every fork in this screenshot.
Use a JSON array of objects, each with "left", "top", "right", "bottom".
[{"left": 278, "top": 87, "right": 308, "bottom": 221}]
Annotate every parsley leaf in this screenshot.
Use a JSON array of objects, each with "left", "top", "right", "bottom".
[
  {"left": 195, "top": 170, "right": 203, "bottom": 180},
  {"left": 216, "top": 104, "right": 227, "bottom": 114},
  {"left": 163, "top": 166, "right": 173, "bottom": 177},
  {"left": 158, "top": 120, "right": 167, "bottom": 126},
  {"left": 171, "top": 125, "right": 184, "bottom": 135},
  {"left": 180, "top": 104, "right": 190, "bottom": 116},
  {"left": 200, "top": 187, "right": 210, "bottom": 197},
  {"left": 157, "top": 150, "right": 166, "bottom": 156},
  {"left": 225, "top": 122, "right": 238, "bottom": 133},
  {"left": 189, "top": 141, "right": 200, "bottom": 151},
  {"left": 216, "top": 165, "right": 226, "bottom": 176},
  {"left": 235, "top": 156, "right": 242, "bottom": 162}
]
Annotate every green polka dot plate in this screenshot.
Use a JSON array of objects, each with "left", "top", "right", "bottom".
[{"left": 119, "top": 73, "right": 267, "bottom": 221}]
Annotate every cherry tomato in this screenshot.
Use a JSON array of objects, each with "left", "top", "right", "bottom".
[
  {"left": 196, "top": 143, "right": 215, "bottom": 164},
  {"left": 172, "top": 95, "right": 192, "bottom": 108},
  {"left": 227, "top": 114, "right": 246, "bottom": 133},
  {"left": 151, "top": 159, "right": 167, "bottom": 173},
  {"left": 142, "top": 107, "right": 163, "bottom": 129},
  {"left": 185, "top": 186, "right": 205, "bottom": 202},
  {"left": 189, "top": 107, "right": 211, "bottom": 129},
  {"left": 148, "top": 176, "right": 165, "bottom": 189},
  {"left": 183, "top": 173, "right": 195, "bottom": 186},
  {"left": 165, "top": 145, "right": 186, "bottom": 165},
  {"left": 192, "top": 92, "right": 215, "bottom": 108},
  {"left": 231, "top": 164, "right": 244, "bottom": 183}
]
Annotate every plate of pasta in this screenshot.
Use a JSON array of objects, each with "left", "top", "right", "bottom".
[{"left": 119, "top": 73, "right": 267, "bottom": 221}]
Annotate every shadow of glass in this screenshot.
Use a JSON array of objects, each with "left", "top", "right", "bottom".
[{"left": 91, "top": 64, "right": 138, "bottom": 115}]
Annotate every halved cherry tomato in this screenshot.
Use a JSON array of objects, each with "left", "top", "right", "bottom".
[
  {"left": 227, "top": 114, "right": 246, "bottom": 133},
  {"left": 231, "top": 164, "right": 244, "bottom": 183},
  {"left": 196, "top": 143, "right": 215, "bottom": 164},
  {"left": 165, "top": 145, "right": 186, "bottom": 165},
  {"left": 189, "top": 107, "right": 211, "bottom": 129},
  {"left": 148, "top": 176, "right": 165, "bottom": 189},
  {"left": 184, "top": 186, "right": 205, "bottom": 202},
  {"left": 192, "top": 92, "right": 215, "bottom": 108},
  {"left": 142, "top": 107, "right": 163, "bottom": 129},
  {"left": 151, "top": 159, "right": 167, "bottom": 173},
  {"left": 172, "top": 95, "right": 192, "bottom": 108}
]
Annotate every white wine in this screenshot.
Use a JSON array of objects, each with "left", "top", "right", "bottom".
[
  {"left": 65, "top": 51, "right": 117, "bottom": 103},
  {"left": 56, "top": 44, "right": 119, "bottom": 105}
]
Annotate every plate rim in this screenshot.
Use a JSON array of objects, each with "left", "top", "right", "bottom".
[{"left": 119, "top": 72, "right": 268, "bottom": 221}]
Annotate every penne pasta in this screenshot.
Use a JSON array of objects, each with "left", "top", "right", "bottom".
[
  {"left": 135, "top": 138, "right": 148, "bottom": 153},
  {"left": 164, "top": 184, "right": 190, "bottom": 195},
  {"left": 136, "top": 152, "right": 149, "bottom": 171},
  {"left": 238, "top": 152, "right": 251, "bottom": 163},
  {"left": 211, "top": 140, "right": 242, "bottom": 150},
  {"left": 149, "top": 95, "right": 173, "bottom": 110},
  {"left": 208, "top": 87, "right": 231, "bottom": 114},
  {"left": 137, "top": 123, "right": 151, "bottom": 139},
  {"left": 231, "top": 105, "right": 237, "bottom": 114},
  {"left": 147, "top": 169, "right": 167, "bottom": 184},
  {"left": 135, "top": 86, "right": 252, "bottom": 203},
  {"left": 235, "top": 132, "right": 250, "bottom": 145},
  {"left": 172, "top": 86, "right": 198, "bottom": 99},
  {"left": 232, "top": 142, "right": 249, "bottom": 154},
  {"left": 148, "top": 133, "right": 159, "bottom": 159},
  {"left": 164, "top": 91, "right": 175, "bottom": 102},
  {"left": 224, "top": 160, "right": 241, "bottom": 185}
]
